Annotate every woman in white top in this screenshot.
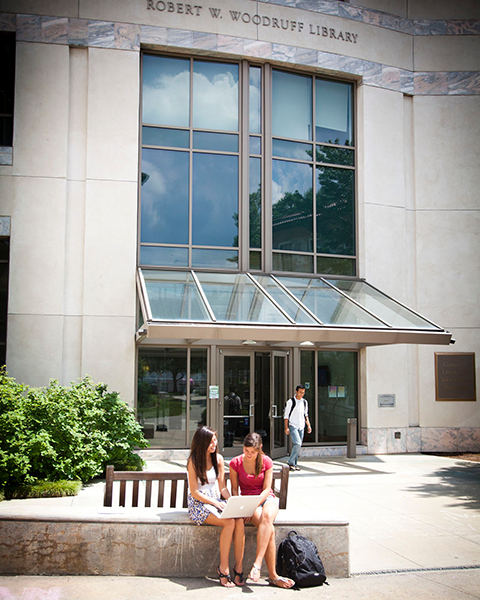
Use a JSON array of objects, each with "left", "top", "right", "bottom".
[{"left": 187, "top": 426, "right": 245, "bottom": 587}]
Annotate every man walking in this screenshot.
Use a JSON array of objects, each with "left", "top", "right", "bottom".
[{"left": 284, "top": 385, "right": 312, "bottom": 471}]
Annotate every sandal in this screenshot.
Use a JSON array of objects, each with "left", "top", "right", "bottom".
[
  {"left": 217, "top": 566, "right": 234, "bottom": 588},
  {"left": 233, "top": 568, "right": 245, "bottom": 586},
  {"left": 268, "top": 576, "right": 295, "bottom": 589},
  {"left": 249, "top": 564, "right": 261, "bottom": 582}
]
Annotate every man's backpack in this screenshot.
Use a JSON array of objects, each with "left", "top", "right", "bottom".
[{"left": 277, "top": 530, "right": 327, "bottom": 588}]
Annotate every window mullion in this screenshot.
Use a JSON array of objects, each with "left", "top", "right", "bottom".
[
  {"left": 263, "top": 63, "right": 273, "bottom": 274},
  {"left": 240, "top": 60, "right": 249, "bottom": 272}
]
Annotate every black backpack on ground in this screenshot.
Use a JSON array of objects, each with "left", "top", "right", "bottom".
[{"left": 277, "top": 530, "right": 327, "bottom": 588}]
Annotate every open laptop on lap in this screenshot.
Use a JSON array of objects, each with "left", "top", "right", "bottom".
[{"left": 206, "top": 495, "right": 263, "bottom": 519}]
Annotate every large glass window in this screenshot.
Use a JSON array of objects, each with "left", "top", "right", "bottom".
[
  {"left": 0, "top": 32, "right": 15, "bottom": 147},
  {"left": 137, "top": 347, "right": 207, "bottom": 448},
  {"left": 140, "top": 55, "right": 355, "bottom": 276},
  {"left": 301, "top": 350, "right": 357, "bottom": 444}
]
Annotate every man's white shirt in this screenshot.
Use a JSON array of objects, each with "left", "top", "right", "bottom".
[{"left": 284, "top": 396, "right": 308, "bottom": 430}]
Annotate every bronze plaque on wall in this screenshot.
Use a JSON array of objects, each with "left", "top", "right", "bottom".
[{"left": 435, "top": 353, "right": 476, "bottom": 401}]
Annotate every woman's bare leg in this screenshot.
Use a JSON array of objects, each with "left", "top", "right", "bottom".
[
  {"left": 205, "top": 514, "right": 235, "bottom": 586},
  {"left": 233, "top": 518, "right": 245, "bottom": 585},
  {"left": 248, "top": 502, "right": 278, "bottom": 580}
]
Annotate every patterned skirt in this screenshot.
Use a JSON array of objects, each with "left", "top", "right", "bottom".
[{"left": 187, "top": 489, "right": 220, "bottom": 526}]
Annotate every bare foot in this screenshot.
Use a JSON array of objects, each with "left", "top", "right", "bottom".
[
  {"left": 269, "top": 576, "right": 295, "bottom": 588},
  {"left": 217, "top": 566, "right": 235, "bottom": 588},
  {"left": 249, "top": 564, "right": 261, "bottom": 582}
]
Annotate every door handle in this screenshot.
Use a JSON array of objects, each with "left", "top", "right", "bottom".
[
  {"left": 249, "top": 404, "right": 254, "bottom": 417},
  {"left": 272, "top": 404, "right": 277, "bottom": 418}
]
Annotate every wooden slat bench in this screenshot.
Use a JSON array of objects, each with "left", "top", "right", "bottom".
[{"left": 104, "top": 464, "right": 290, "bottom": 509}]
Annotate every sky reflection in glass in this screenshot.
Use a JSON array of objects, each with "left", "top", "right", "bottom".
[{"left": 193, "top": 61, "right": 239, "bottom": 131}]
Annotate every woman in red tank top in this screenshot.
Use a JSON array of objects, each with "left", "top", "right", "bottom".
[{"left": 229, "top": 433, "right": 294, "bottom": 589}]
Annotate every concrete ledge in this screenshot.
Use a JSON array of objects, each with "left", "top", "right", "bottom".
[{"left": 0, "top": 508, "right": 349, "bottom": 578}]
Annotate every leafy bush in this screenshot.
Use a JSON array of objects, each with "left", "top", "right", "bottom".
[{"left": 0, "top": 369, "right": 149, "bottom": 488}]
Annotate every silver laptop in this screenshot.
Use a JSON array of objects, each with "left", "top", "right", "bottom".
[{"left": 207, "top": 495, "right": 263, "bottom": 519}]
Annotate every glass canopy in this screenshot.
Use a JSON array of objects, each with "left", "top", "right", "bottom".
[{"left": 138, "top": 269, "right": 449, "bottom": 348}]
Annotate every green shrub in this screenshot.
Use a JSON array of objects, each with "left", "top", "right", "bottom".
[
  {"left": 0, "top": 369, "right": 149, "bottom": 488},
  {"left": 5, "top": 479, "right": 82, "bottom": 499}
]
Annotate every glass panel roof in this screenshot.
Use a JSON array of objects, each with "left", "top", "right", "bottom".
[
  {"left": 327, "top": 279, "right": 440, "bottom": 330},
  {"left": 276, "top": 276, "right": 387, "bottom": 327},
  {"left": 139, "top": 269, "right": 446, "bottom": 335},
  {"left": 195, "top": 272, "right": 291, "bottom": 324},
  {"left": 142, "top": 270, "right": 211, "bottom": 321},
  {"left": 253, "top": 275, "right": 318, "bottom": 325}
]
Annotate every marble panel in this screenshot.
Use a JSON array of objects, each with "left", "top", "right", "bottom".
[
  {"left": 413, "top": 20, "right": 447, "bottom": 35},
  {"left": 363, "top": 60, "right": 383, "bottom": 86},
  {"left": 272, "top": 43, "right": 296, "bottom": 62},
  {"left": 167, "top": 28, "right": 193, "bottom": 48},
  {"left": 361, "top": 9, "right": 382, "bottom": 27},
  {"left": 0, "top": 147, "right": 12, "bottom": 166},
  {"left": 382, "top": 65, "right": 401, "bottom": 91},
  {"left": 16, "top": 14, "right": 42, "bottom": 42},
  {"left": 140, "top": 25, "right": 168, "bottom": 46},
  {"left": 338, "top": 3, "right": 364, "bottom": 22},
  {"left": 387, "top": 428, "right": 407, "bottom": 453},
  {"left": 448, "top": 72, "right": 480, "bottom": 95},
  {"left": 317, "top": 51, "right": 339, "bottom": 71},
  {"left": 0, "top": 13, "right": 16, "bottom": 31},
  {"left": 315, "top": 1, "right": 340, "bottom": 16},
  {"left": 41, "top": 16, "right": 68, "bottom": 43},
  {"left": 421, "top": 427, "right": 458, "bottom": 452},
  {"left": 360, "top": 428, "right": 368, "bottom": 446},
  {"left": 88, "top": 20, "right": 115, "bottom": 48},
  {"left": 115, "top": 23, "right": 140, "bottom": 50},
  {"left": 244, "top": 40, "right": 272, "bottom": 58},
  {"left": 399, "top": 69, "right": 414, "bottom": 94},
  {"left": 381, "top": 14, "right": 414, "bottom": 34},
  {"left": 413, "top": 72, "right": 448, "bottom": 95},
  {"left": 6, "top": 315, "right": 64, "bottom": 388},
  {"left": 68, "top": 18, "right": 89, "bottom": 46},
  {"left": 217, "top": 35, "right": 245, "bottom": 54},
  {"left": 296, "top": 0, "right": 320, "bottom": 12},
  {"left": 457, "top": 428, "right": 480, "bottom": 452},
  {"left": 295, "top": 46, "right": 318, "bottom": 66},
  {"left": 408, "top": 0, "right": 480, "bottom": 20},
  {"left": 367, "top": 428, "right": 388, "bottom": 454},
  {"left": 406, "top": 427, "right": 422, "bottom": 453},
  {"left": 447, "top": 20, "right": 480, "bottom": 35},
  {"left": 337, "top": 55, "right": 364, "bottom": 75},
  {"left": 0, "top": 217, "right": 11, "bottom": 236},
  {"left": 192, "top": 31, "right": 217, "bottom": 50},
  {"left": 86, "top": 48, "right": 139, "bottom": 182},
  {"left": 0, "top": 1, "right": 79, "bottom": 18}
]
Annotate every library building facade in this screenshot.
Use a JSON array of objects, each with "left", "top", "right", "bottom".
[{"left": 0, "top": 0, "right": 479, "bottom": 458}]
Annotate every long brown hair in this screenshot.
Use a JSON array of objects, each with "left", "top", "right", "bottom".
[
  {"left": 188, "top": 426, "right": 219, "bottom": 485},
  {"left": 243, "top": 432, "right": 264, "bottom": 477}
]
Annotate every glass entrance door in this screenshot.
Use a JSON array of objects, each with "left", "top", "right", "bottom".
[
  {"left": 221, "top": 350, "right": 288, "bottom": 457},
  {"left": 271, "top": 352, "right": 288, "bottom": 458},
  {"left": 221, "top": 353, "right": 253, "bottom": 455}
]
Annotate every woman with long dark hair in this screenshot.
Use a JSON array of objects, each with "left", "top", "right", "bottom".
[
  {"left": 187, "top": 426, "right": 245, "bottom": 587},
  {"left": 229, "top": 433, "right": 295, "bottom": 588}
]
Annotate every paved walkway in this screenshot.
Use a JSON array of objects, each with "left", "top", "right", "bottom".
[{"left": 1, "top": 454, "right": 479, "bottom": 599}]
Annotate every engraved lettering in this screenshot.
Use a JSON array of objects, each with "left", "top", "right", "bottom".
[
  {"left": 298, "top": 22, "right": 304, "bottom": 32},
  {"left": 167, "top": 2, "right": 175, "bottom": 12},
  {"left": 156, "top": 1, "right": 166, "bottom": 10},
  {"left": 309, "top": 24, "right": 315, "bottom": 34},
  {"left": 185, "top": 3, "right": 193, "bottom": 14},
  {"left": 147, "top": 0, "right": 154, "bottom": 9},
  {"left": 290, "top": 20, "right": 296, "bottom": 31},
  {"left": 322, "top": 26, "right": 328, "bottom": 36},
  {"left": 272, "top": 17, "right": 279, "bottom": 28},
  {"left": 337, "top": 31, "right": 344, "bottom": 40},
  {"left": 330, "top": 28, "right": 336, "bottom": 38},
  {"left": 345, "top": 32, "right": 351, "bottom": 42},
  {"left": 209, "top": 7, "right": 221, "bottom": 17},
  {"left": 281, "top": 19, "right": 288, "bottom": 30},
  {"left": 229, "top": 10, "right": 241, "bottom": 20},
  {"left": 242, "top": 12, "right": 251, "bottom": 23},
  {"left": 252, "top": 14, "right": 261, "bottom": 24},
  {"left": 351, "top": 32, "right": 358, "bottom": 43},
  {"left": 177, "top": 3, "right": 183, "bottom": 13},
  {"left": 262, "top": 16, "right": 270, "bottom": 26}
]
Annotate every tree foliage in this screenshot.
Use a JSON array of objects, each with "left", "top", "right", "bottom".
[{"left": 0, "top": 369, "right": 148, "bottom": 488}]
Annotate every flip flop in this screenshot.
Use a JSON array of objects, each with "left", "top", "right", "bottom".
[
  {"left": 268, "top": 576, "right": 295, "bottom": 589},
  {"left": 217, "top": 566, "right": 235, "bottom": 588},
  {"left": 249, "top": 564, "right": 261, "bottom": 582},
  {"left": 233, "top": 568, "right": 245, "bottom": 586}
]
